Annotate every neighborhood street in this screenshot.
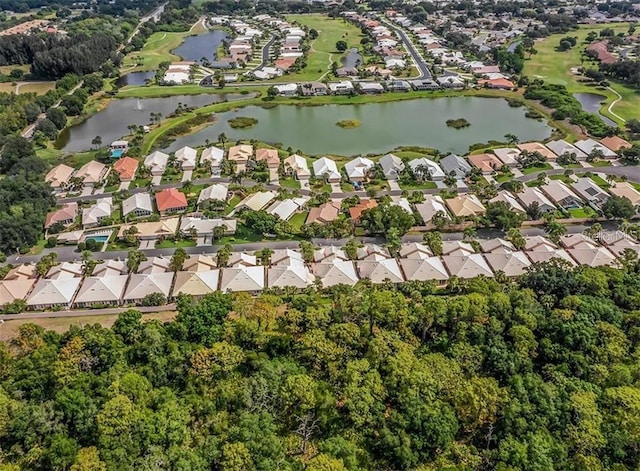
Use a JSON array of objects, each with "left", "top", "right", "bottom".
[{"left": 380, "top": 19, "right": 432, "bottom": 79}]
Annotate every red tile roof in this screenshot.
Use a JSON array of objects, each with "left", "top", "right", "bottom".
[
  {"left": 155, "top": 188, "right": 187, "bottom": 212},
  {"left": 349, "top": 199, "right": 378, "bottom": 221},
  {"left": 113, "top": 156, "right": 139, "bottom": 181},
  {"left": 275, "top": 57, "right": 297, "bottom": 71}
]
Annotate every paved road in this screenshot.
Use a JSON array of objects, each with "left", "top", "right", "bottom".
[
  {"left": 380, "top": 19, "right": 432, "bottom": 79},
  {"left": 123, "top": 3, "right": 166, "bottom": 48},
  {"left": 250, "top": 36, "right": 277, "bottom": 72},
  {"left": 507, "top": 40, "right": 522, "bottom": 53}
]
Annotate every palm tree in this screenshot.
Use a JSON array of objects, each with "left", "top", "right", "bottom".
[
  {"left": 182, "top": 180, "right": 193, "bottom": 194},
  {"left": 258, "top": 248, "right": 274, "bottom": 266},
  {"left": 127, "top": 249, "right": 147, "bottom": 273},
  {"left": 463, "top": 225, "right": 477, "bottom": 240},
  {"left": 91, "top": 135, "right": 102, "bottom": 149},
  {"left": 504, "top": 133, "right": 519, "bottom": 146}
]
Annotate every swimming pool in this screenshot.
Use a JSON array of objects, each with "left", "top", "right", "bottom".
[
  {"left": 86, "top": 235, "right": 109, "bottom": 242},
  {"left": 111, "top": 149, "right": 124, "bottom": 158}
]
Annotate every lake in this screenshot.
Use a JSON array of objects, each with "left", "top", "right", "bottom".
[
  {"left": 166, "top": 97, "right": 553, "bottom": 156},
  {"left": 172, "top": 30, "right": 228, "bottom": 65},
  {"left": 56, "top": 93, "right": 252, "bottom": 151},
  {"left": 115, "top": 71, "right": 156, "bottom": 87},
  {"left": 574, "top": 92, "right": 617, "bottom": 127}
]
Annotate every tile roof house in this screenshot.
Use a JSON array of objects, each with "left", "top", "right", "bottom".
[
  {"left": 445, "top": 194, "right": 486, "bottom": 217},
  {"left": 408, "top": 157, "right": 445, "bottom": 180},
  {"left": 399, "top": 242, "right": 433, "bottom": 259},
  {"left": 540, "top": 180, "right": 583, "bottom": 210},
  {"left": 122, "top": 193, "right": 154, "bottom": 218},
  {"left": 4, "top": 264, "right": 37, "bottom": 281},
  {"left": 75, "top": 161, "right": 108, "bottom": 186},
  {"left": 233, "top": 191, "right": 277, "bottom": 213},
  {"left": 492, "top": 148, "right": 521, "bottom": 167},
  {"left": 45, "top": 164, "right": 75, "bottom": 190},
  {"left": 358, "top": 259, "right": 405, "bottom": 284},
  {"left": 47, "top": 262, "right": 83, "bottom": 279},
  {"left": 524, "top": 236, "right": 576, "bottom": 265},
  {"left": 123, "top": 273, "right": 175, "bottom": 304},
  {"left": 144, "top": 151, "right": 170, "bottom": 176},
  {"left": 344, "top": 157, "right": 375, "bottom": 182},
  {"left": 439, "top": 153, "right": 472, "bottom": 178},
  {"left": 200, "top": 146, "right": 225, "bottom": 171},
  {"left": 174, "top": 146, "right": 197, "bottom": 170},
  {"left": 442, "top": 241, "right": 475, "bottom": 257},
  {"left": 118, "top": 218, "right": 180, "bottom": 240},
  {"left": 268, "top": 263, "right": 315, "bottom": 288},
  {"left": 468, "top": 153, "right": 504, "bottom": 174},
  {"left": 113, "top": 156, "right": 139, "bottom": 182},
  {"left": 26, "top": 278, "right": 82, "bottom": 310},
  {"left": 479, "top": 238, "right": 516, "bottom": 254},
  {"left": 484, "top": 252, "right": 531, "bottom": 277},
  {"left": 349, "top": 199, "right": 378, "bottom": 221},
  {"left": 313, "top": 157, "right": 341, "bottom": 182},
  {"left": 228, "top": 252, "right": 258, "bottom": 268},
  {"left": 565, "top": 242, "right": 618, "bottom": 267},
  {"left": 74, "top": 276, "right": 128, "bottom": 307},
  {"left": 399, "top": 257, "right": 448, "bottom": 283},
  {"left": 92, "top": 260, "right": 127, "bottom": 277},
  {"left": 138, "top": 256, "right": 172, "bottom": 274},
  {"left": 0, "top": 277, "right": 36, "bottom": 307},
  {"left": 82, "top": 198, "right": 113, "bottom": 228},
  {"left": 379, "top": 153, "right": 405, "bottom": 180},
  {"left": 306, "top": 201, "right": 341, "bottom": 225},
  {"left": 180, "top": 217, "right": 236, "bottom": 237},
  {"left": 600, "top": 135, "right": 632, "bottom": 152},
  {"left": 544, "top": 139, "right": 588, "bottom": 160},
  {"left": 357, "top": 244, "right": 391, "bottom": 261},
  {"left": 517, "top": 187, "right": 556, "bottom": 214},
  {"left": 517, "top": 142, "right": 556, "bottom": 160},
  {"left": 414, "top": 195, "right": 450, "bottom": 223},
  {"left": 571, "top": 177, "right": 610, "bottom": 208},
  {"left": 228, "top": 145, "right": 253, "bottom": 171},
  {"left": 256, "top": 148, "right": 281, "bottom": 168},
  {"left": 220, "top": 266, "right": 265, "bottom": 292},
  {"left": 489, "top": 191, "right": 526, "bottom": 213},
  {"left": 172, "top": 270, "right": 220, "bottom": 298},
  {"left": 609, "top": 182, "right": 640, "bottom": 206},
  {"left": 574, "top": 139, "right": 617, "bottom": 159},
  {"left": 442, "top": 254, "right": 494, "bottom": 278},
  {"left": 283, "top": 154, "right": 311, "bottom": 180},
  {"left": 267, "top": 197, "right": 308, "bottom": 221},
  {"left": 313, "top": 246, "right": 349, "bottom": 263},
  {"left": 155, "top": 188, "right": 188, "bottom": 215},
  {"left": 198, "top": 184, "right": 228, "bottom": 205},
  {"left": 182, "top": 254, "right": 218, "bottom": 272},
  {"left": 312, "top": 261, "right": 359, "bottom": 287},
  {"left": 605, "top": 237, "right": 640, "bottom": 257},
  {"left": 45, "top": 202, "right": 78, "bottom": 229},
  {"left": 270, "top": 249, "right": 305, "bottom": 267}
]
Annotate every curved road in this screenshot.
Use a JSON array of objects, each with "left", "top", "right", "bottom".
[{"left": 380, "top": 19, "right": 432, "bottom": 79}]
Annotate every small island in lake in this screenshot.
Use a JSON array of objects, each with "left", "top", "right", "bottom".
[
  {"left": 228, "top": 117, "right": 258, "bottom": 129},
  {"left": 336, "top": 119, "right": 361, "bottom": 129},
  {"left": 446, "top": 118, "right": 471, "bottom": 129}
]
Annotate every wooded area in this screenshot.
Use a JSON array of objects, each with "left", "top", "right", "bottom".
[{"left": 1, "top": 259, "right": 640, "bottom": 470}]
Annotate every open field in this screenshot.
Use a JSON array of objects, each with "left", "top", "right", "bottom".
[
  {"left": 0, "top": 311, "right": 176, "bottom": 342},
  {"left": 523, "top": 23, "right": 639, "bottom": 124},
  {"left": 122, "top": 31, "right": 191, "bottom": 72},
  {"left": 0, "top": 80, "right": 55, "bottom": 95},
  {"left": 281, "top": 14, "right": 371, "bottom": 82},
  {"left": 0, "top": 64, "right": 29, "bottom": 74}
]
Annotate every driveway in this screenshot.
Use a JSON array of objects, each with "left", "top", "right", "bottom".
[
  {"left": 388, "top": 180, "right": 401, "bottom": 191},
  {"left": 118, "top": 181, "right": 131, "bottom": 191},
  {"left": 330, "top": 183, "right": 343, "bottom": 194},
  {"left": 197, "top": 235, "right": 210, "bottom": 246},
  {"left": 182, "top": 170, "right": 193, "bottom": 182},
  {"left": 81, "top": 187, "right": 93, "bottom": 196},
  {"left": 139, "top": 240, "right": 156, "bottom": 250},
  {"left": 151, "top": 175, "right": 162, "bottom": 185}
]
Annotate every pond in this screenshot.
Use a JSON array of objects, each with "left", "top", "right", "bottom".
[
  {"left": 172, "top": 30, "right": 228, "bottom": 65},
  {"left": 342, "top": 48, "right": 363, "bottom": 68},
  {"left": 115, "top": 71, "right": 156, "bottom": 87},
  {"left": 56, "top": 93, "right": 253, "bottom": 151},
  {"left": 574, "top": 92, "right": 617, "bottom": 127},
  {"left": 166, "top": 97, "right": 553, "bottom": 156}
]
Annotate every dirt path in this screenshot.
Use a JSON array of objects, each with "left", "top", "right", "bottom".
[{"left": 606, "top": 86, "right": 626, "bottom": 124}]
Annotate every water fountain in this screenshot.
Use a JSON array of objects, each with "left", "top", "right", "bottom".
[{"left": 136, "top": 99, "right": 142, "bottom": 111}]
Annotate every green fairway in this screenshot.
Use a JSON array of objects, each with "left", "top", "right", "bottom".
[
  {"left": 122, "top": 31, "right": 192, "bottom": 72},
  {"left": 523, "top": 23, "right": 639, "bottom": 124}
]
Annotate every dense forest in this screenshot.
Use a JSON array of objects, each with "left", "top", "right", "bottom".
[{"left": 1, "top": 259, "right": 640, "bottom": 470}]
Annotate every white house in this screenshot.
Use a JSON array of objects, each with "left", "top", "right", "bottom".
[
  {"left": 122, "top": 193, "right": 154, "bottom": 218},
  {"left": 174, "top": 146, "right": 197, "bottom": 170},
  {"left": 200, "top": 146, "right": 224, "bottom": 173},
  {"left": 144, "top": 151, "right": 170, "bottom": 176},
  {"left": 82, "top": 198, "right": 113, "bottom": 228},
  {"left": 274, "top": 83, "right": 299, "bottom": 96},
  {"left": 344, "top": 157, "right": 375, "bottom": 183},
  {"left": 313, "top": 157, "right": 341, "bottom": 182},
  {"left": 408, "top": 157, "right": 445, "bottom": 180}
]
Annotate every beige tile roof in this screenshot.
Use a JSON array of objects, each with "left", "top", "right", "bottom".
[
  {"left": 399, "top": 257, "right": 448, "bottom": 281},
  {"left": 442, "top": 254, "right": 494, "bottom": 278},
  {"left": 445, "top": 194, "right": 486, "bottom": 217},
  {"left": 312, "top": 261, "right": 359, "bottom": 287},
  {"left": 27, "top": 278, "right": 82, "bottom": 307},
  {"left": 76, "top": 160, "right": 108, "bottom": 185},
  {"left": 182, "top": 255, "right": 217, "bottom": 272},
  {"left": 123, "top": 273, "right": 174, "bottom": 301},
  {"left": 74, "top": 276, "right": 128, "bottom": 305},
  {"left": 483, "top": 252, "right": 531, "bottom": 277},
  {"left": 228, "top": 144, "right": 253, "bottom": 162},
  {"left": 609, "top": 182, "right": 640, "bottom": 206},
  {"left": 45, "top": 164, "right": 75, "bottom": 188},
  {"left": 0, "top": 278, "right": 36, "bottom": 305},
  {"left": 172, "top": 270, "right": 220, "bottom": 297},
  {"left": 220, "top": 266, "right": 265, "bottom": 292},
  {"left": 357, "top": 259, "right": 404, "bottom": 283}
]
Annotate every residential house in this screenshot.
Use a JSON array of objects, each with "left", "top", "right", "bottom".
[
  {"left": 379, "top": 153, "right": 405, "bottom": 180},
  {"left": 600, "top": 135, "right": 632, "bottom": 153},
  {"left": 479, "top": 238, "right": 516, "bottom": 254},
  {"left": 26, "top": 278, "right": 82, "bottom": 310},
  {"left": 113, "top": 156, "right": 139, "bottom": 182},
  {"left": 517, "top": 187, "right": 556, "bottom": 214},
  {"left": 144, "top": 151, "right": 170, "bottom": 176},
  {"left": 437, "top": 75, "right": 465, "bottom": 89},
  {"left": 468, "top": 153, "right": 503, "bottom": 174},
  {"left": 155, "top": 188, "right": 188, "bottom": 215},
  {"left": 442, "top": 254, "right": 494, "bottom": 278},
  {"left": 174, "top": 146, "right": 197, "bottom": 170},
  {"left": 4, "top": 264, "right": 37, "bottom": 281},
  {"left": 180, "top": 217, "right": 236, "bottom": 238},
  {"left": 268, "top": 263, "right": 314, "bottom": 289},
  {"left": 273, "top": 83, "right": 299, "bottom": 96},
  {"left": 391, "top": 198, "right": 412, "bottom": 214},
  {"left": 198, "top": 183, "right": 228, "bottom": 206},
  {"left": 524, "top": 236, "right": 576, "bottom": 265},
  {"left": 138, "top": 257, "right": 172, "bottom": 274},
  {"left": 483, "top": 251, "right": 531, "bottom": 277},
  {"left": 76, "top": 160, "right": 108, "bottom": 187},
  {"left": 414, "top": 195, "right": 450, "bottom": 223},
  {"left": 45, "top": 164, "right": 75, "bottom": 190},
  {"left": 571, "top": 177, "right": 610, "bottom": 208},
  {"left": 256, "top": 148, "right": 281, "bottom": 175},
  {"left": 540, "top": 180, "right": 583, "bottom": 210},
  {"left": 122, "top": 193, "right": 154, "bottom": 218},
  {"left": 283, "top": 154, "right": 310, "bottom": 180},
  {"left": 408, "top": 157, "right": 445, "bottom": 180},
  {"left": 109, "top": 140, "right": 129, "bottom": 158},
  {"left": 359, "top": 82, "right": 385, "bottom": 94},
  {"left": 409, "top": 79, "right": 440, "bottom": 90},
  {"left": 267, "top": 198, "right": 308, "bottom": 221},
  {"left": 118, "top": 218, "right": 179, "bottom": 241},
  {"left": 306, "top": 201, "right": 341, "bottom": 225},
  {"left": 478, "top": 78, "right": 515, "bottom": 89},
  {"left": 47, "top": 262, "right": 83, "bottom": 279},
  {"left": 489, "top": 191, "right": 525, "bottom": 213},
  {"left": 123, "top": 273, "right": 174, "bottom": 304},
  {"left": 200, "top": 146, "right": 224, "bottom": 173},
  {"left": 517, "top": 142, "right": 557, "bottom": 161},
  {"left": 92, "top": 260, "right": 127, "bottom": 277},
  {"left": 45, "top": 203, "right": 78, "bottom": 229},
  {"left": 445, "top": 194, "right": 486, "bottom": 218},
  {"left": 387, "top": 80, "right": 412, "bottom": 91},
  {"left": 313, "top": 246, "right": 349, "bottom": 263},
  {"left": 605, "top": 237, "right": 640, "bottom": 257},
  {"left": 609, "top": 182, "right": 640, "bottom": 206},
  {"left": 220, "top": 266, "right": 265, "bottom": 292},
  {"left": 492, "top": 148, "right": 521, "bottom": 167},
  {"left": 82, "top": 198, "right": 113, "bottom": 228},
  {"left": 358, "top": 259, "right": 405, "bottom": 284},
  {"left": 233, "top": 191, "right": 277, "bottom": 213},
  {"left": 399, "top": 257, "right": 448, "bottom": 284},
  {"left": 574, "top": 139, "right": 617, "bottom": 159},
  {"left": 300, "top": 82, "right": 328, "bottom": 96},
  {"left": 439, "top": 153, "right": 472, "bottom": 179},
  {"left": 344, "top": 157, "right": 375, "bottom": 182},
  {"left": 349, "top": 199, "right": 378, "bottom": 222},
  {"left": 357, "top": 244, "right": 391, "bottom": 261},
  {"left": 442, "top": 241, "right": 475, "bottom": 257},
  {"left": 0, "top": 276, "right": 36, "bottom": 307},
  {"left": 74, "top": 276, "right": 128, "bottom": 307},
  {"left": 561, "top": 234, "right": 618, "bottom": 267},
  {"left": 398, "top": 242, "right": 432, "bottom": 259},
  {"left": 228, "top": 145, "right": 253, "bottom": 172},
  {"left": 270, "top": 249, "right": 305, "bottom": 267},
  {"left": 335, "top": 67, "right": 358, "bottom": 77},
  {"left": 228, "top": 252, "right": 257, "bottom": 268},
  {"left": 313, "top": 157, "right": 341, "bottom": 182},
  {"left": 312, "top": 261, "right": 359, "bottom": 287},
  {"left": 172, "top": 270, "right": 220, "bottom": 298},
  {"left": 328, "top": 81, "right": 355, "bottom": 95},
  {"left": 545, "top": 139, "right": 588, "bottom": 160}
]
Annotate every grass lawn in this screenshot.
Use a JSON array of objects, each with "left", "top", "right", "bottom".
[
  {"left": 29, "top": 238, "right": 48, "bottom": 255},
  {"left": 523, "top": 23, "right": 638, "bottom": 124},
  {"left": 549, "top": 174, "right": 574, "bottom": 184},
  {"left": 224, "top": 195, "right": 242, "bottom": 214},
  {"left": 280, "top": 178, "right": 301, "bottom": 189},
  {"left": 17, "top": 81, "right": 55, "bottom": 94},
  {"left": 393, "top": 150, "right": 426, "bottom": 159},
  {"left": 219, "top": 223, "right": 263, "bottom": 244},
  {"left": 284, "top": 14, "right": 371, "bottom": 82},
  {"left": 122, "top": 31, "right": 191, "bottom": 72},
  {"left": 0, "top": 64, "right": 29, "bottom": 74},
  {"left": 521, "top": 163, "right": 553, "bottom": 174},
  {"left": 590, "top": 175, "right": 611, "bottom": 189},
  {"left": 155, "top": 239, "right": 196, "bottom": 249},
  {"left": 289, "top": 211, "right": 308, "bottom": 233},
  {"left": 495, "top": 174, "right": 513, "bottom": 183},
  {"left": 590, "top": 160, "right": 612, "bottom": 167},
  {"left": 399, "top": 181, "right": 438, "bottom": 190},
  {"left": 631, "top": 182, "right": 640, "bottom": 191},
  {"left": 569, "top": 207, "right": 596, "bottom": 218}
]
